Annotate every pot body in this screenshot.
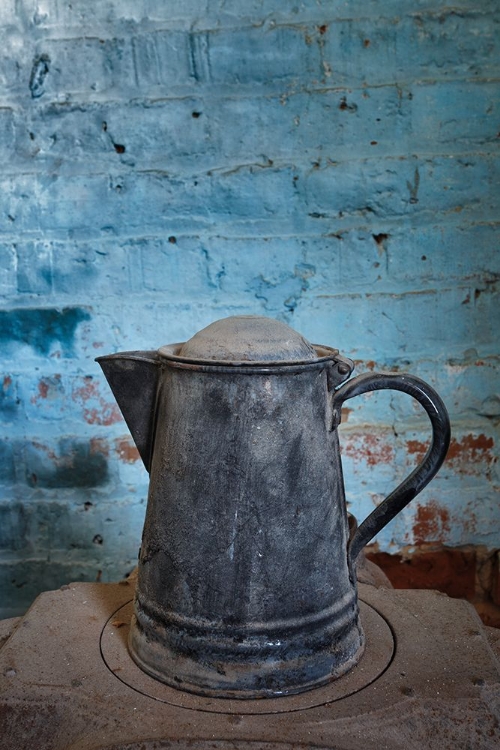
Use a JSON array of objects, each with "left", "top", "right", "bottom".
[
  {"left": 99, "top": 316, "right": 450, "bottom": 699},
  {"left": 129, "top": 359, "right": 364, "bottom": 697}
]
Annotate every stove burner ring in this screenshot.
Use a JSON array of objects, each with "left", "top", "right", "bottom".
[{"left": 100, "top": 599, "right": 394, "bottom": 715}]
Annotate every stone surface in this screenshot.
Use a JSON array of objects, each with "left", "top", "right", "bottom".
[{"left": 1, "top": 580, "right": 500, "bottom": 749}]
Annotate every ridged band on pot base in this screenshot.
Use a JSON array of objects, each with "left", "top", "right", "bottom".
[{"left": 127, "top": 595, "right": 365, "bottom": 698}]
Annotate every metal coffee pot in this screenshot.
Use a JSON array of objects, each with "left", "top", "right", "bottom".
[{"left": 97, "top": 315, "right": 450, "bottom": 698}]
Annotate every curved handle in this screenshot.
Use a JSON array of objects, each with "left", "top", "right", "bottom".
[{"left": 331, "top": 372, "right": 451, "bottom": 561}]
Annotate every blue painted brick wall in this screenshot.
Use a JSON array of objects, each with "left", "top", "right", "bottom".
[{"left": 0, "top": 0, "right": 498, "bottom": 617}]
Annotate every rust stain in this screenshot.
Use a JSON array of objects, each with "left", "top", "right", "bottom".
[
  {"left": 413, "top": 501, "right": 450, "bottom": 544},
  {"left": 3, "top": 375, "right": 12, "bottom": 391},
  {"left": 342, "top": 433, "right": 394, "bottom": 465},
  {"left": 116, "top": 438, "right": 140, "bottom": 463}
]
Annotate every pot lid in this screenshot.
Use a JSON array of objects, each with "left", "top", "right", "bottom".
[{"left": 174, "top": 315, "right": 319, "bottom": 363}]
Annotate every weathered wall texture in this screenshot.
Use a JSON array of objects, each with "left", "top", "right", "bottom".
[{"left": 0, "top": 1, "right": 498, "bottom": 617}]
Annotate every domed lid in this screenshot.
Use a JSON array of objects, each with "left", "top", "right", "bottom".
[{"left": 161, "top": 315, "right": 330, "bottom": 365}]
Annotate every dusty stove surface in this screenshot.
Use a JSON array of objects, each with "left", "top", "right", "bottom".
[{"left": 1, "top": 580, "right": 499, "bottom": 750}]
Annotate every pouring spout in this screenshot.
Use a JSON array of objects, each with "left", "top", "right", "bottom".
[{"left": 96, "top": 351, "right": 161, "bottom": 472}]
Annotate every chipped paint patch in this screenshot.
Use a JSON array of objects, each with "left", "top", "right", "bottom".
[
  {"left": 413, "top": 501, "right": 451, "bottom": 544},
  {"left": 408, "top": 433, "right": 495, "bottom": 475},
  {"left": 90, "top": 437, "right": 109, "bottom": 457},
  {"left": 24, "top": 438, "right": 109, "bottom": 488},
  {"left": 0, "top": 307, "right": 90, "bottom": 357},
  {"left": 341, "top": 432, "right": 394, "bottom": 465},
  {"left": 31, "top": 375, "right": 63, "bottom": 403},
  {"left": 116, "top": 438, "right": 140, "bottom": 463},
  {"left": 72, "top": 376, "right": 122, "bottom": 426}
]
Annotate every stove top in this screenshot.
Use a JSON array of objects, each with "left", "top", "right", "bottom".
[{"left": 1, "top": 579, "right": 499, "bottom": 749}]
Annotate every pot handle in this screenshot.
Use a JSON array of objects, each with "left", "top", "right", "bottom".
[{"left": 331, "top": 372, "right": 451, "bottom": 561}]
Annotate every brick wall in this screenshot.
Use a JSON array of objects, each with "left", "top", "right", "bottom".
[{"left": 0, "top": 0, "right": 498, "bottom": 617}]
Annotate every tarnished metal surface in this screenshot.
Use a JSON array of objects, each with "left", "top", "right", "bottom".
[
  {"left": 174, "top": 315, "right": 319, "bottom": 363},
  {"left": 1, "top": 581, "right": 499, "bottom": 749},
  {"left": 332, "top": 372, "right": 451, "bottom": 559},
  {"left": 101, "top": 598, "right": 394, "bottom": 712},
  {"left": 97, "top": 315, "right": 450, "bottom": 697}
]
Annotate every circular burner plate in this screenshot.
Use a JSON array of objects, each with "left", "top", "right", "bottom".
[{"left": 100, "top": 599, "right": 394, "bottom": 714}]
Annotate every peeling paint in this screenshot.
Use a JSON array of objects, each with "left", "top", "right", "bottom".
[
  {"left": 413, "top": 501, "right": 451, "bottom": 544},
  {"left": 0, "top": 308, "right": 91, "bottom": 357},
  {"left": 116, "top": 438, "right": 140, "bottom": 463},
  {"left": 31, "top": 375, "right": 63, "bottom": 404},
  {"left": 408, "top": 433, "right": 496, "bottom": 475},
  {"left": 72, "top": 376, "right": 122, "bottom": 426},
  {"left": 0, "top": 1, "right": 499, "bottom": 619},
  {"left": 341, "top": 433, "right": 394, "bottom": 466},
  {"left": 90, "top": 437, "right": 109, "bottom": 457},
  {"left": 24, "top": 439, "right": 109, "bottom": 489},
  {"left": 0, "top": 375, "right": 19, "bottom": 421}
]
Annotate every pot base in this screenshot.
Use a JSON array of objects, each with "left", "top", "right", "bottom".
[
  {"left": 127, "top": 594, "right": 365, "bottom": 699},
  {"left": 101, "top": 599, "right": 392, "bottom": 708}
]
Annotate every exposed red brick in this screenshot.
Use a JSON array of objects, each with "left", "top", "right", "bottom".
[
  {"left": 447, "top": 433, "right": 494, "bottom": 460},
  {"left": 72, "top": 376, "right": 122, "bottom": 426},
  {"left": 116, "top": 438, "right": 140, "bottom": 463},
  {"left": 366, "top": 546, "right": 477, "bottom": 600},
  {"left": 89, "top": 437, "right": 109, "bottom": 457},
  {"left": 30, "top": 375, "right": 64, "bottom": 405},
  {"left": 474, "top": 600, "right": 500, "bottom": 629},
  {"left": 38, "top": 380, "right": 49, "bottom": 398},
  {"left": 408, "top": 433, "right": 495, "bottom": 475},
  {"left": 353, "top": 359, "right": 378, "bottom": 372},
  {"left": 413, "top": 501, "right": 450, "bottom": 544},
  {"left": 342, "top": 432, "right": 394, "bottom": 465},
  {"left": 81, "top": 406, "right": 122, "bottom": 425}
]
